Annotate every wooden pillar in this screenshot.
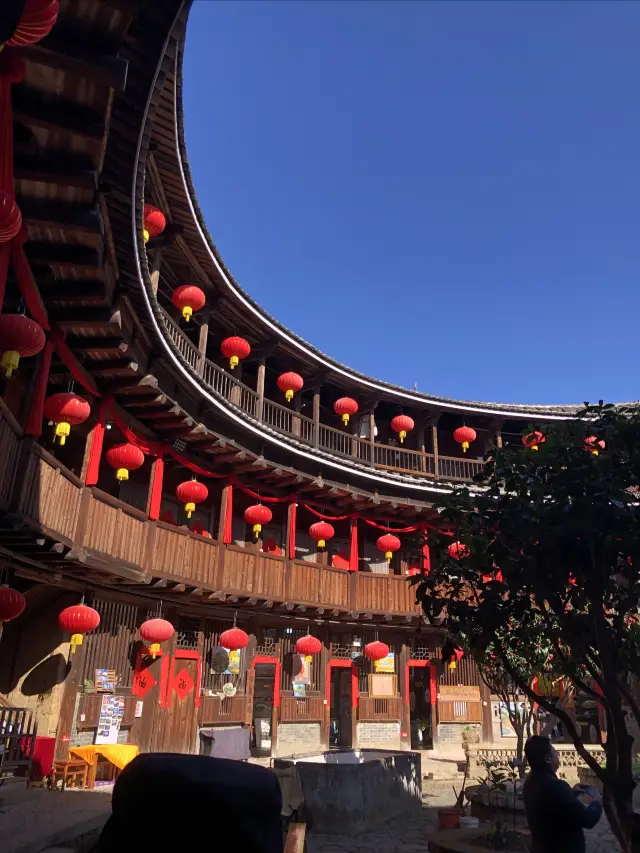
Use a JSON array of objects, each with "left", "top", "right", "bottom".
[
  {"left": 431, "top": 420, "right": 440, "bottom": 480},
  {"left": 146, "top": 456, "right": 164, "bottom": 519},
  {"left": 399, "top": 642, "right": 411, "bottom": 749},
  {"left": 256, "top": 357, "right": 266, "bottom": 422},
  {"left": 292, "top": 394, "right": 301, "bottom": 437},
  {"left": 150, "top": 248, "right": 163, "bottom": 297},
  {"left": 312, "top": 387, "right": 321, "bottom": 447},
  {"left": 368, "top": 409, "right": 376, "bottom": 467},
  {"left": 417, "top": 420, "right": 427, "bottom": 474},
  {"left": 55, "top": 638, "right": 88, "bottom": 760},
  {"left": 494, "top": 420, "right": 503, "bottom": 449},
  {"left": 196, "top": 309, "right": 210, "bottom": 377},
  {"left": 216, "top": 484, "right": 232, "bottom": 586}
]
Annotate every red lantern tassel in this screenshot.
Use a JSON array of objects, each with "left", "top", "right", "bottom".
[
  {"left": 25, "top": 336, "right": 54, "bottom": 436},
  {"left": 349, "top": 517, "right": 359, "bottom": 572},
  {"left": 223, "top": 483, "right": 233, "bottom": 544},
  {"left": 148, "top": 455, "right": 164, "bottom": 520},
  {"left": 85, "top": 397, "right": 107, "bottom": 486},
  {"left": 288, "top": 502, "right": 297, "bottom": 560}
]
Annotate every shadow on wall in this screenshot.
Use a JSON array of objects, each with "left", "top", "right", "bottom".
[{"left": 0, "top": 587, "right": 74, "bottom": 695}]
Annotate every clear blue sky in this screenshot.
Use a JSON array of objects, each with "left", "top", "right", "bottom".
[{"left": 183, "top": 0, "right": 639, "bottom": 405}]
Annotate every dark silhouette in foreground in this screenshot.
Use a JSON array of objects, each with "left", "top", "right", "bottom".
[
  {"left": 523, "top": 735, "right": 602, "bottom": 853},
  {"left": 95, "top": 753, "right": 283, "bottom": 853}
]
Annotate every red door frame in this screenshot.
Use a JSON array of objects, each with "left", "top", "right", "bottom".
[
  {"left": 251, "top": 655, "right": 281, "bottom": 708},
  {"left": 404, "top": 659, "right": 437, "bottom": 706},
  {"left": 326, "top": 659, "right": 359, "bottom": 709}
]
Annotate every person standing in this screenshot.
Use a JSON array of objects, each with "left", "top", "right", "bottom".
[{"left": 522, "top": 735, "right": 602, "bottom": 853}]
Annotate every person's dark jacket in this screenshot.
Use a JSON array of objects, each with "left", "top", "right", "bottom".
[
  {"left": 96, "top": 753, "right": 283, "bottom": 853},
  {"left": 523, "top": 767, "right": 602, "bottom": 853}
]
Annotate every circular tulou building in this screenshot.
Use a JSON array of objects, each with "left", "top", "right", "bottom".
[{"left": 0, "top": 1, "right": 579, "bottom": 766}]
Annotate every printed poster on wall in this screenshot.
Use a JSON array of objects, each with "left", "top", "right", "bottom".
[
  {"left": 225, "top": 649, "right": 241, "bottom": 675},
  {"left": 293, "top": 682, "right": 306, "bottom": 698},
  {"left": 293, "top": 656, "right": 311, "bottom": 685},
  {"left": 374, "top": 651, "right": 395, "bottom": 674},
  {"left": 95, "top": 695, "right": 125, "bottom": 745}
]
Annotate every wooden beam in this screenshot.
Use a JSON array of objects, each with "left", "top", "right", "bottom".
[
  {"left": 13, "top": 88, "right": 106, "bottom": 140},
  {"left": 18, "top": 197, "right": 103, "bottom": 235},
  {"left": 20, "top": 36, "right": 129, "bottom": 91},
  {"left": 26, "top": 242, "right": 102, "bottom": 270},
  {"left": 40, "top": 281, "right": 107, "bottom": 306},
  {"left": 15, "top": 153, "right": 98, "bottom": 190},
  {"left": 64, "top": 336, "right": 128, "bottom": 354}
]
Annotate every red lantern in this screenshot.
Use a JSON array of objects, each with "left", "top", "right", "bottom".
[
  {"left": 140, "top": 618, "right": 174, "bottom": 659},
  {"left": 453, "top": 426, "right": 477, "bottom": 454},
  {"left": 277, "top": 372, "right": 304, "bottom": 403},
  {"left": 391, "top": 415, "right": 414, "bottom": 444},
  {"left": 296, "top": 634, "right": 322, "bottom": 657},
  {"left": 220, "top": 626, "right": 249, "bottom": 651},
  {"left": 43, "top": 393, "right": 90, "bottom": 445},
  {"left": 221, "top": 336, "right": 251, "bottom": 369},
  {"left": 448, "top": 541, "right": 470, "bottom": 560},
  {"left": 0, "top": 191, "right": 22, "bottom": 243},
  {"left": 0, "top": 586, "right": 26, "bottom": 633},
  {"left": 4, "top": 0, "right": 59, "bottom": 48},
  {"left": 334, "top": 397, "right": 358, "bottom": 426},
  {"left": 143, "top": 203, "right": 165, "bottom": 244},
  {"left": 585, "top": 436, "right": 605, "bottom": 456},
  {"left": 176, "top": 479, "right": 208, "bottom": 518},
  {"left": 446, "top": 647, "right": 464, "bottom": 670},
  {"left": 309, "top": 521, "right": 335, "bottom": 549},
  {"left": 0, "top": 315, "right": 45, "bottom": 377},
  {"left": 377, "top": 533, "right": 401, "bottom": 563},
  {"left": 105, "top": 443, "right": 144, "bottom": 481},
  {"left": 523, "top": 431, "right": 545, "bottom": 451},
  {"left": 244, "top": 504, "right": 273, "bottom": 538},
  {"left": 172, "top": 285, "right": 206, "bottom": 322},
  {"left": 364, "top": 640, "right": 390, "bottom": 661},
  {"left": 58, "top": 603, "right": 100, "bottom": 653}
]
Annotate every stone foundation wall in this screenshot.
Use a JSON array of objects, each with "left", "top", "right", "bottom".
[
  {"left": 438, "top": 722, "right": 482, "bottom": 748},
  {"left": 276, "top": 722, "right": 322, "bottom": 756},
  {"left": 356, "top": 721, "right": 401, "bottom": 750}
]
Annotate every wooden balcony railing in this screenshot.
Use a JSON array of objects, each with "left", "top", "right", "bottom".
[
  {"left": 280, "top": 695, "right": 325, "bottom": 722},
  {"left": 358, "top": 696, "right": 403, "bottom": 721},
  {"left": 159, "top": 308, "right": 484, "bottom": 484},
  {"left": 2, "top": 431, "right": 419, "bottom": 616}
]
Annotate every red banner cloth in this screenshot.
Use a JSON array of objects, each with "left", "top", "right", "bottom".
[
  {"left": 222, "top": 483, "right": 233, "bottom": 544},
  {"left": 148, "top": 456, "right": 164, "bottom": 521},
  {"left": 288, "top": 503, "right": 297, "bottom": 560},
  {"left": 349, "top": 517, "right": 359, "bottom": 572},
  {"left": 85, "top": 397, "right": 108, "bottom": 486}
]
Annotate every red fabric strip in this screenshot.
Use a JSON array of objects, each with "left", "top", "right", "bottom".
[
  {"left": 360, "top": 517, "right": 420, "bottom": 533},
  {"left": 148, "top": 455, "right": 164, "bottom": 520},
  {"left": 53, "top": 328, "right": 101, "bottom": 397},
  {"left": 25, "top": 336, "right": 54, "bottom": 436},
  {"left": 349, "top": 517, "right": 359, "bottom": 572},
  {"left": 85, "top": 397, "right": 108, "bottom": 486},
  {"left": 300, "top": 503, "right": 352, "bottom": 521},
  {"left": 234, "top": 481, "right": 291, "bottom": 503},
  {"left": 288, "top": 503, "right": 297, "bottom": 560},
  {"left": 12, "top": 230, "right": 50, "bottom": 331}
]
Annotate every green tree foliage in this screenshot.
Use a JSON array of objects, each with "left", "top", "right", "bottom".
[{"left": 414, "top": 404, "right": 640, "bottom": 852}]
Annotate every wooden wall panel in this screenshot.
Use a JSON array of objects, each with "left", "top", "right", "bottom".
[
  {"left": 153, "top": 526, "right": 218, "bottom": 584},
  {"left": 81, "top": 598, "right": 141, "bottom": 689},
  {"left": 222, "top": 548, "right": 285, "bottom": 598},
  {"left": 84, "top": 495, "right": 146, "bottom": 565},
  {"left": 355, "top": 574, "right": 416, "bottom": 614},
  {"left": 0, "top": 402, "right": 21, "bottom": 509},
  {"left": 18, "top": 451, "right": 81, "bottom": 542}
]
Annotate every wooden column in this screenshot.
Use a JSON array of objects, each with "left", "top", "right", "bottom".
[
  {"left": 292, "top": 394, "right": 301, "bottom": 437},
  {"left": 431, "top": 419, "right": 440, "bottom": 480},
  {"left": 150, "top": 248, "right": 163, "bottom": 297},
  {"left": 399, "top": 642, "right": 411, "bottom": 749},
  {"left": 230, "top": 363, "right": 242, "bottom": 408},
  {"left": 216, "top": 484, "right": 232, "bottom": 587},
  {"left": 55, "top": 632, "right": 88, "bottom": 760},
  {"left": 256, "top": 357, "right": 266, "bottom": 422},
  {"left": 312, "top": 387, "right": 321, "bottom": 447},
  {"left": 494, "top": 420, "right": 503, "bottom": 449},
  {"left": 368, "top": 409, "right": 376, "bottom": 467},
  {"left": 417, "top": 419, "right": 427, "bottom": 474},
  {"left": 196, "top": 309, "right": 210, "bottom": 377}
]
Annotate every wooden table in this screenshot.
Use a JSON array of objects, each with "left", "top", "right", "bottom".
[{"left": 69, "top": 744, "right": 139, "bottom": 788}]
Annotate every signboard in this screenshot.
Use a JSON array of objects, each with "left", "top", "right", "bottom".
[
  {"left": 225, "top": 649, "right": 241, "bottom": 675},
  {"left": 368, "top": 673, "right": 397, "bottom": 698},
  {"left": 95, "top": 695, "right": 125, "bottom": 745},
  {"left": 439, "top": 685, "right": 481, "bottom": 702},
  {"left": 293, "top": 682, "right": 306, "bottom": 698},
  {"left": 293, "top": 657, "right": 311, "bottom": 686},
  {"left": 374, "top": 651, "right": 395, "bottom": 674}
]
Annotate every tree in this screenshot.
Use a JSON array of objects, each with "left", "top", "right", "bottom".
[{"left": 414, "top": 404, "right": 640, "bottom": 853}]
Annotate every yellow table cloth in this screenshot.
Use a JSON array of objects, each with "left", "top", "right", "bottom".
[{"left": 70, "top": 744, "right": 139, "bottom": 771}]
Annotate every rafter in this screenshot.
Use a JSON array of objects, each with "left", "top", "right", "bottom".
[
  {"left": 13, "top": 88, "right": 106, "bottom": 140},
  {"left": 20, "top": 35, "right": 129, "bottom": 92},
  {"left": 18, "top": 198, "right": 103, "bottom": 235}
]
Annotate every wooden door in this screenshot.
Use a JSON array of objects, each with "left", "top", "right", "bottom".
[{"left": 153, "top": 652, "right": 201, "bottom": 754}]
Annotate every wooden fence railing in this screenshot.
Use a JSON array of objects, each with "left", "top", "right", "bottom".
[
  {"left": 280, "top": 695, "right": 325, "bottom": 722},
  {"left": 358, "top": 696, "right": 403, "bottom": 721},
  {"left": 159, "top": 307, "right": 484, "bottom": 484}
]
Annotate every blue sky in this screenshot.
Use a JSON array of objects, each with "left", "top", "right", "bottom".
[{"left": 183, "top": 0, "right": 639, "bottom": 405}]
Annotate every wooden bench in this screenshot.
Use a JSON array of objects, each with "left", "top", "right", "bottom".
[{"left": 50, "top": 759, "right": 89, "bottom": 790}]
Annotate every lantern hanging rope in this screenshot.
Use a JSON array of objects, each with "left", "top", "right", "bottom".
[
  {"left": 453, "top": 426, "right": 477, "bottom": 454},
  {"left": 176, "top": 479, "right": 208, "bottom": 518},
  {"left": 43, "top": 392, "right": 90, "bottom": 445},
  {"left": 58, "top": 602, "right": 100, "bottom": 654}
]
